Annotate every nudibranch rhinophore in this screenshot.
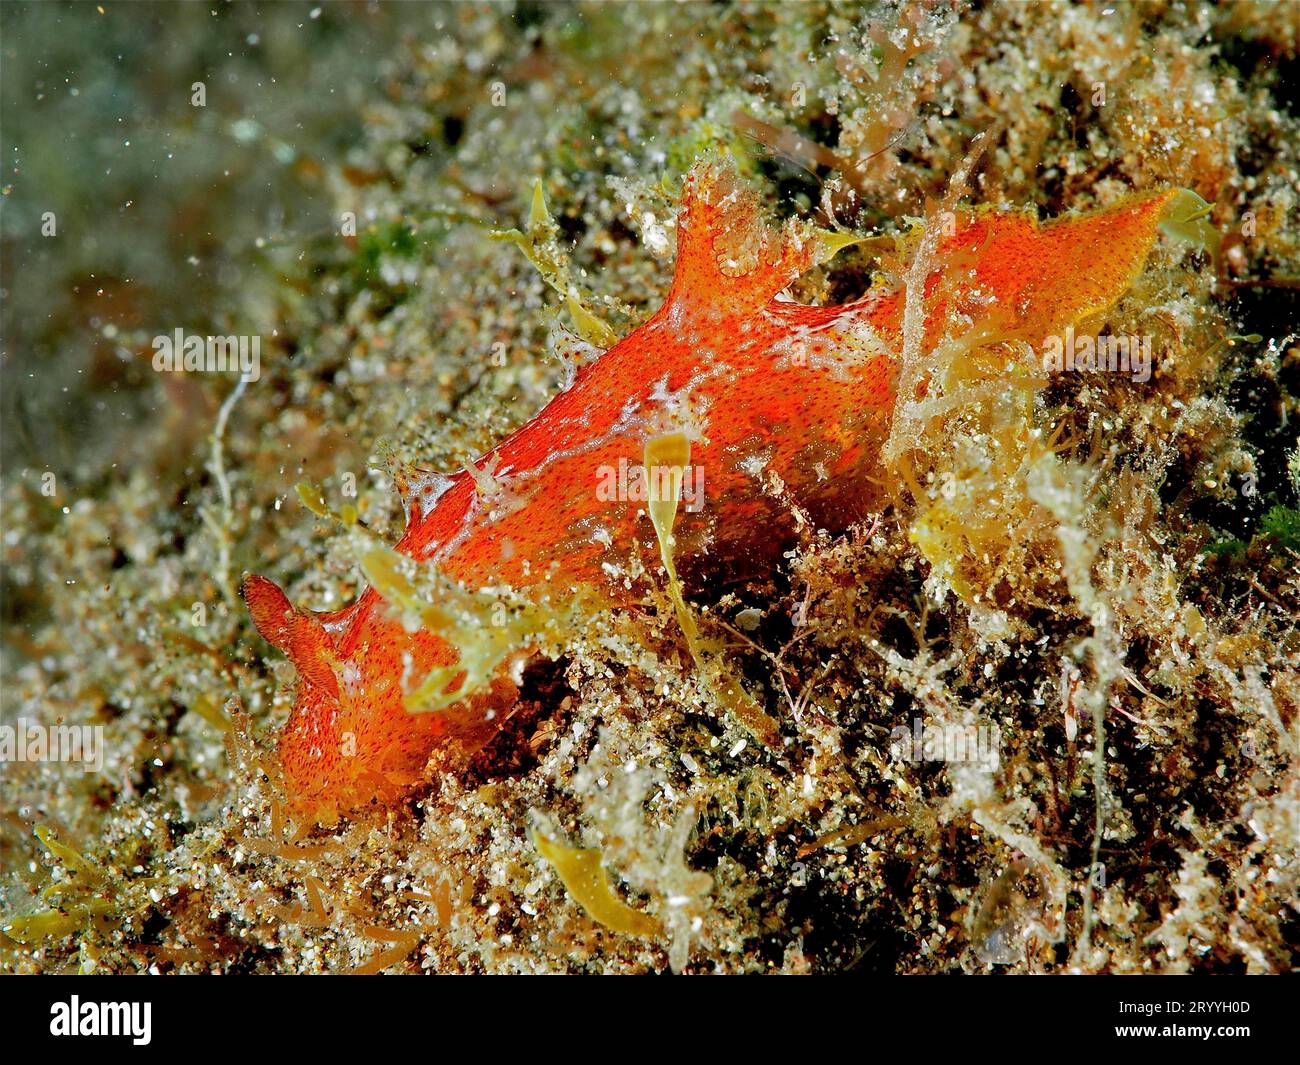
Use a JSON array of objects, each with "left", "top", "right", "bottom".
[{"left": 244, "top": 155, "right": 1195, "bottom": 822}]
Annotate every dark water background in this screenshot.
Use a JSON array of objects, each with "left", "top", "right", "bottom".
[{"left": 1, "top": 2, "right": 433, "bottom": 475}]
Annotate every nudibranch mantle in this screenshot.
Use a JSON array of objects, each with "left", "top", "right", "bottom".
[{"left": 244, "top": 156, "right": 1187, "bottom": 822}]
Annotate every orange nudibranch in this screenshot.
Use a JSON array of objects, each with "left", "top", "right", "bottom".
[{"left": 243, "top": 157, "right": 1192, "bottom": 822}]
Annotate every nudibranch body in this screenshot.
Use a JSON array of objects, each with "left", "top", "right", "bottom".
[{"left": 244, "top": 157, "right": 1187, "bottom": 822}]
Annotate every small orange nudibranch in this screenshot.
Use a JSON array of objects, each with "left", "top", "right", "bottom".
[{"left": 243, "top": 155, "right": 1203, "bottom": 823}]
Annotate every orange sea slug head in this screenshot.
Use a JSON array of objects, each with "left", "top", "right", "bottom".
[{"left": 241, "top": 574, "right": 471, "bottom": 824}]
